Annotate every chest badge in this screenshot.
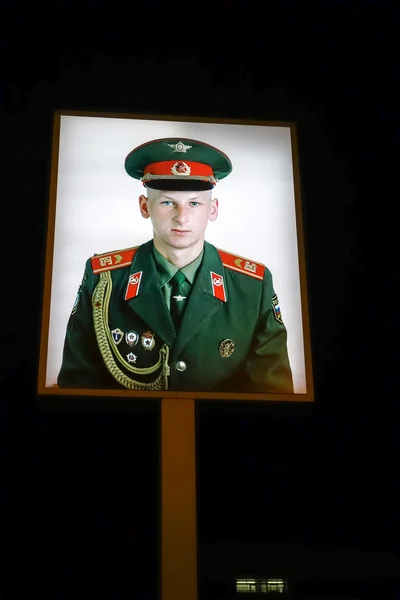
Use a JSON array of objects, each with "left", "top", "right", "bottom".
[
  {"left": 126, "top": 352, "right": 137, "bottom": 363},
  {"left": 111, "top": 328, "right": 124, "bottom": 345},
  {"left": 141, "top": 331, "right": 156, "bottom": 350},
  {"left": 219, "top": 339, "right": 235, "bottom": 358},
  {"left": 125, "top": 330, "right": 139, "bottom": 347}
]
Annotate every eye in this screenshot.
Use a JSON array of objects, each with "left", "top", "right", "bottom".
[
  {"left": 161, "top": 201, "right": 173, "bottom": 206},
  {"left": 189, "top": 201, "right": 200, "bottom": 207}
]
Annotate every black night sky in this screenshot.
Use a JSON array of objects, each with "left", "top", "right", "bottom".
[{"left": 1, "top": 0, "right": 399, "bottom": 598}]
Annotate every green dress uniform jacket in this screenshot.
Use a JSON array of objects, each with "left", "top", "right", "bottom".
[{"left": 57, "top": 240, "right": 294, "bottom": 394}]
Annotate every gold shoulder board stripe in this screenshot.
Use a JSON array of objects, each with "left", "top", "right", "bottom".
[
  {"left": 91, "top": 246, "right": 139, "bottom": 274},
  {"left": 217, "top": 248, "right": 265, "bottom": 280}
]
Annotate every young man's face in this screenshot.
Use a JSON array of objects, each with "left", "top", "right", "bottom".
[{"left": 139, "top": 189, "right": 218, "bottom": 253}]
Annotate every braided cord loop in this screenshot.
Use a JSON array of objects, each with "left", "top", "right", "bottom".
[{"left": 92, "top": 271, "right": 170, "bottom": 390}]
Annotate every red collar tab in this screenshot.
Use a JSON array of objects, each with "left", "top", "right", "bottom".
[
  {"left": 210, "top": 271, "right": 227, "bottom": 302},
  {"left": 125, "top": 271, "right": 143, "bottom": 301}
]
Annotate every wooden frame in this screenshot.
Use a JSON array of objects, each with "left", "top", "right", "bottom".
[{"left": 37, "top": 110, "right": 314, "bottom": 402}]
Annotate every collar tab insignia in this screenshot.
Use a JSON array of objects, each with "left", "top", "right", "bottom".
[
  {"left": 210, "top": 271, "right": 227, "bottom": 302},
  {"left": 125, "top": 271, "right": 143, "bottom": 301}
]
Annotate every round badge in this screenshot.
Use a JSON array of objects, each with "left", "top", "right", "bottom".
[{"left": 219, "top": 339, "right": 235, "bottom": 358}]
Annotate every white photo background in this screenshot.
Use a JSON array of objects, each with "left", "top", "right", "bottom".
[{"left": 46, "top": 115, "right": 307, "bottom": 393}]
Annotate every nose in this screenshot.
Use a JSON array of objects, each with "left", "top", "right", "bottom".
[{"left": 174, "top": 205, "right": 189, "bottom": 225}]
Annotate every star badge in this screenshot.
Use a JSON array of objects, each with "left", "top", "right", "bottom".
[{"left": 126, "top": 352, "right": 137, "bottom": 363}]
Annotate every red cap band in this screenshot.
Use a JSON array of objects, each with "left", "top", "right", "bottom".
[{"left": 143, "top": 160, "right": 214, "bottom": 180}]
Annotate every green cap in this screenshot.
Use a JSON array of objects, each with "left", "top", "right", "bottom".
[{"left": 124, "top": 137, "right": 232, "bottom": 191}]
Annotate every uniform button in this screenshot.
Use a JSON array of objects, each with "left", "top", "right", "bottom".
[{"left": 176, "top": 361, "right": 187, "bottom": 372}]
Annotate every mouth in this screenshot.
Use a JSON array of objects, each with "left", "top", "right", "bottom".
[{"left": 171, "top": 229, "right": 190, "bottom": 234}]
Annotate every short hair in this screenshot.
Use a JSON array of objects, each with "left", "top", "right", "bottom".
[{"left": 145, "top": 188, "right": 213, "bottom": 203}]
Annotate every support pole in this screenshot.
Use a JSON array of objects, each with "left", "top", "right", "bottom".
[{"left": 161, "top": 398, "right": 197, "bottom": 600}]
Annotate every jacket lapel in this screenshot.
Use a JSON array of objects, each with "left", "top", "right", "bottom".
[
  {"left": 125, "top": 241, "right": 176, "bottom": 347},
  {"left": 174, "top": 242, "right": 227, "bottom": 356}
]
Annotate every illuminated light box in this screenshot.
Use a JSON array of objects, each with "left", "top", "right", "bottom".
[{"left": 37, "top": 111, "right": 314, "bottom": 401}]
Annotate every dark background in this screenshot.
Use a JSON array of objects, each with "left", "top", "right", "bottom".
[{"left": 1, "top": 0, "right": 399, "bottom": 598}]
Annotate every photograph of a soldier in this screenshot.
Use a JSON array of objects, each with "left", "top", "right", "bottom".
[{"left": 57, "top": 136, "right": 294, "bottom": 393}]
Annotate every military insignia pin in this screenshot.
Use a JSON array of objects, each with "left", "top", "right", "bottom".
[
  {"left": 272, "top": 295, "right": 283, "bottom": 323},
  {"left": 126, "top": 352, "right": 137, "bottom": 363},
  {"left": 125, "top": 271, "right": 143, "bottom": 301},
  {"left": 111, "top": 328, "right": 124, "bottom": 345},
  {"left": 168, "top": 141, "right": 192, "bottom": 153},
  {"left": 210, "top": 271, "right": 227, "bottom": 302},
  {"left": 141, "top": 331, "right": 155, "bottom": 350},
  {"left": 125, "top": 330, "right": 139, "bottom": 347},
  {"left": 219, "top": 339, "right": 235, "bottom": 358},
  {"left": 244, "top": 261, "right": 257, "bottom": 273},
  {"left": 171, "top": 161, "right": 191, "bottom": 176}
]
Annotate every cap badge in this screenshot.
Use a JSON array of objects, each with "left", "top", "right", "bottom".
[
  {"left": 171, "top": 161, "right": 191, "bottom": 176},
  {"left": 219, "top": 339, "right": 235, "bottom": 358},
  {"left": 168, "top": 141, "right": 192, "bottom": 153}
]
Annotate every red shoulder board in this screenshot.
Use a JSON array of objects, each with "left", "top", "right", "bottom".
[
  {"left": 217, "top": 249, "right": 265, "bottom": 281},
  {"left": 91, "top": 246, "right": 139, "bottom": 274}
]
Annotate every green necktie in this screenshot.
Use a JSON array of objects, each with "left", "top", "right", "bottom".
[{"left": 170, "top": 270, "right": 188, "bottom": 330}]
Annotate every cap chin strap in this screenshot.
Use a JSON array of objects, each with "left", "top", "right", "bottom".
[
  {"left": 92, "top": 271, "right": 170, "bottom": 390},
  {"left": 142, "top": 173, "right": 216, "bottom": 183}
]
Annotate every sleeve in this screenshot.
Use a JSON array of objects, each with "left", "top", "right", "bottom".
[
  {"left": 57, "top": 259, "right": 114, "bottom": 388},
  {"left": 244, "top": 268, "right": 294, "bottom": 394}
]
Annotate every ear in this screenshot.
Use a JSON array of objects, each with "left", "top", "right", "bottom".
[
  {"left": 138, "top": 194, "right": 150, "bottom": 219},
  {"left": 209, "top": 198, "right": 219, "bottom": 222}
]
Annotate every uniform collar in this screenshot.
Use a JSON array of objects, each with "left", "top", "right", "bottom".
[
  {"left": 152, "top": 244, "right": 204, "bottom": 286},
  {"left": 125, "top": 240, "right": 227, "bottom": 353},
  {"left": 127, "top": 240, "right": 225, "bottom": 297},
  {"left": 124, "top": 240, "right": 175, "bottom": 345}
]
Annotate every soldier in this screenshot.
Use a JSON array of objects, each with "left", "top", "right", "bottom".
[{"left": 57, "top": 137, "right": 294, "bottom": 393}]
